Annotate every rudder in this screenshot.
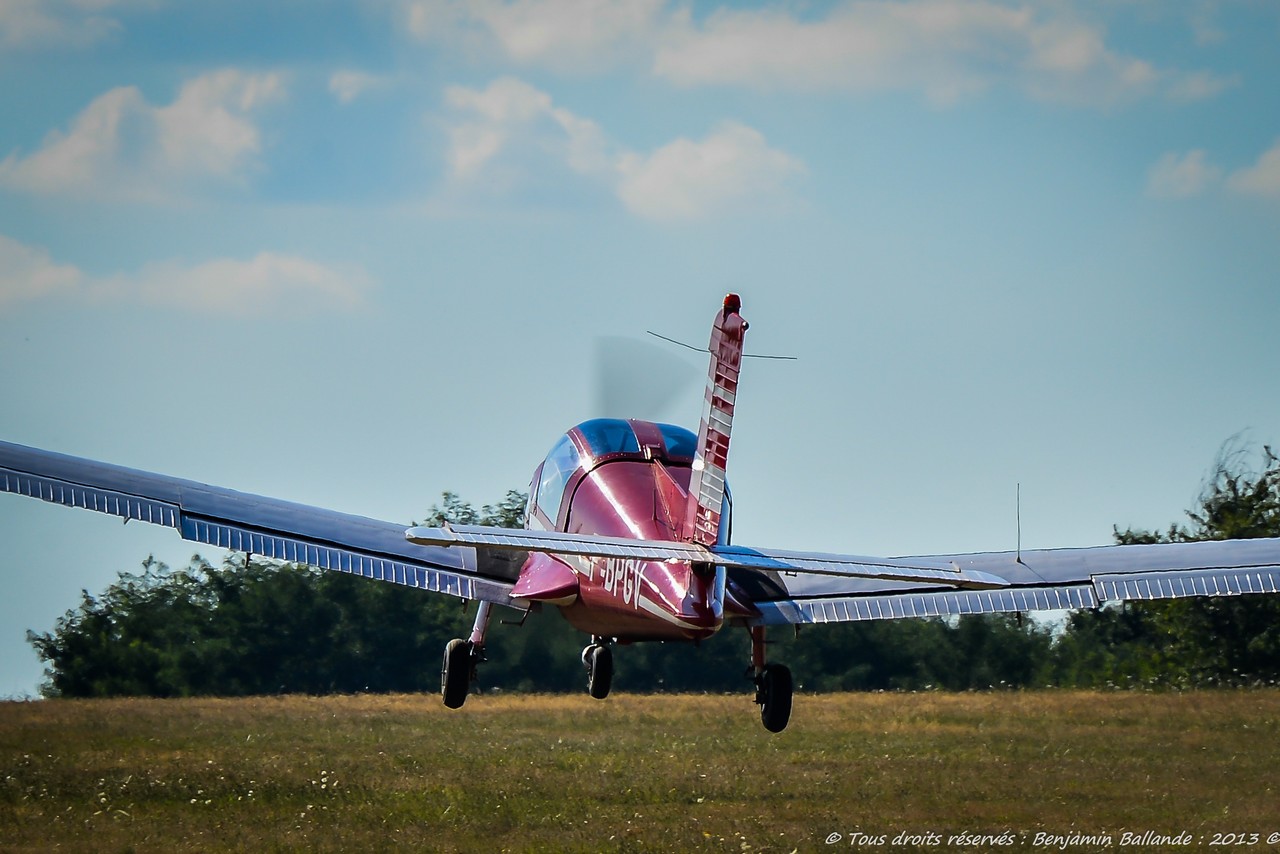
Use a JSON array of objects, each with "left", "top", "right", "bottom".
[{"left": 684, "top": 294, "right": 747, "bottom": 546}]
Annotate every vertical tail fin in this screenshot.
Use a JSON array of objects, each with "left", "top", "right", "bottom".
[{"left": 685, "top": 294, "right": 747, "bottom": 546}]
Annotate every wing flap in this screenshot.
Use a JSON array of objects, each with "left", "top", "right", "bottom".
[
  {"left": 1, "top": 440, "right": 519, "bottom": 607},
  {"left": 1092, "top": 566, "right": 1280, "bottom": 601},
  {"left": 756, "top": 584, "right": 1099, "bottom": 625}
]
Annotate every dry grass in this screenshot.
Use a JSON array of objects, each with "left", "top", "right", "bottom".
[{"left": 1, "top": 691, "right": 1277, "bottom": 852}]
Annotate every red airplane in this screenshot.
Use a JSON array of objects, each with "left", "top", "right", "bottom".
[{"left": 3, "top": 294, "right": 1280, "bottom": 732}]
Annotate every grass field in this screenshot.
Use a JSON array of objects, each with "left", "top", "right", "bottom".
[{"left": 1, "top": 690, "right": 1278, "bottom": 852}]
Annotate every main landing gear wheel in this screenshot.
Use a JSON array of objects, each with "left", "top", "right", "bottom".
[
  {"left": 583, "top": 643, "right": 613, "bottom": 700},
  {"left": 441, "top": 638, "right": 475, "bottom": 709},
  {"left": 442, "top": 602, "right": 493, "bottom": 711},
  {"left": 755, "top": 663, "right": 792, "bottom": 733}
]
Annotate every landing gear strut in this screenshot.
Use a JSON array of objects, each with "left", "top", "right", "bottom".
[
  {"left": 441, "top": 601, "right": 493, "bottom": 709},
  {"left": 749, "top": 626, "right": 792, "bottom": 733},
  {"left": 583, "top": 637, "right": 613, "bottom": 699}
]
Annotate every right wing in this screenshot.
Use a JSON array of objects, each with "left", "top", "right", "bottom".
[{"left": 0, "top": 440, "right": 522, "bottom": 608}]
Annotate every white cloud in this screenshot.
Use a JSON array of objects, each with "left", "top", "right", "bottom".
[
  {"left": 0, "top": 0, "right": 123, "bottom": 49},
  {"left": 0, "top": 235, "right": 84, "bottom": 307},
  {"left": 442, "top": 77, "right": 611, "bottom": 181},
  {"left": 399, "top": 1, "right": 1231, "bottom": 108},
  {"left": 403, "top": 0, "right": 667, "bottom": 71},
  {"left": 1146, "top": 150, "right": 1222, "bottom": 199},
  {"left": 329, "top": 70, "right": 390, "bottom": 105},
  {"left": 1167, "top": 70, "right": 1238, "bottom": 103},
  {"left": 1227, "top": 140, "right": 1280, "bottom": 198},
  {"left": 616, "top": 122, "right": 805, "bottom": 220},
  {"left": 97, "top": 253, "right": 371, "bottom": 313},
  {"left": 0, "top": 69, "right": 285, "bottom": 203},
  {"left": 0, "top": 235, "right": 370, "bottom": 315},
  {"left": 1145, "top": 141, "right": 1280, "bottom": 202},
  {"left": 154, "top": 71, "right": 284, "bottom": 179},
  {"left": 469, "top": 0, "right": 666, "bottom": 69},
  {"left": 442, "top": 78, "right": 803, "bottom": 220},
  {"left": 653, "top": 1, "right": 1212, "bottom": 106}
]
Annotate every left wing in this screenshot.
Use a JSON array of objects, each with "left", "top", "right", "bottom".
[
  {"left": 0, "top": 441, "right": 522, "bottom": 608},
  {"left": 733, "top": 538, "right": 1280, "bottom": 625}
]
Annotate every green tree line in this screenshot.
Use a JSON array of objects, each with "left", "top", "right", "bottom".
[{"left": 27, "top": 446, "right": 1280, "bottom": 698}]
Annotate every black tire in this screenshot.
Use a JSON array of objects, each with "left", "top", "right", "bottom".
[
  {"left": 442, "top": 639, "right": 472, "bottom": 709},
  {"left": 586, "top": 645, "right": 613, "bottom": 700},
  {"left": 759, "top": 663, "right": 792, "bottom": 733}
]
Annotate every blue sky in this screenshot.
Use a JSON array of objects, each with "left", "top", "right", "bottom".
[{"left": 1, "top": 0, "right": 1278, "bottom": 697}]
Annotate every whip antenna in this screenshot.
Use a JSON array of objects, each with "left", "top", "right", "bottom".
[
  {"left": 1016, "top": 482, "right": 1023, "bottom": 565},
  {"left": 646, "top": 330, "right": 797, "bottom": 360}
]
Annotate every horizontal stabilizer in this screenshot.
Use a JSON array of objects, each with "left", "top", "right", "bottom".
[{"left": 405, "top": 524, "right": 1008, "bottom": 589}]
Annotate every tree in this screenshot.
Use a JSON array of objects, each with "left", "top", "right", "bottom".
[
  {"left": 1053, "top": 441, "right": 1280, "bottom": 687},
  {"left": 27, "top": 492, "right": 518, "bottom": 698}
]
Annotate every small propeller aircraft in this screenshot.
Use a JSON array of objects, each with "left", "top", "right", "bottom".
[{"left": 4, "top": 294, "right": 1280, "bottom": 731}]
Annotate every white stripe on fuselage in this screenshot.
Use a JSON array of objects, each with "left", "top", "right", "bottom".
[
  {"left": 528, "top": 509, "right": 706, "bottom": 630},
  {"left": 556, "top": 551, "right": 707, "bottom": 630}
]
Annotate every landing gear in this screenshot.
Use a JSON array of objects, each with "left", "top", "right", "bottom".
[
  {"left": 583, "top": 638, "right": 613, "bottom": 700},
  {"left": 755, "top": 663, "right": 793, "bottom": 733},
  {"left": 748, "top": 626, "right": 792, "bottom": 733},
  {"left": 441, "top": 602, "right": 493, "bottom": 709},
  {"left": 441, "top": 638, "right": 475, "bottom": 708}
]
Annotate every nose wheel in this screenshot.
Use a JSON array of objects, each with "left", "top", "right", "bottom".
[{"left": 583, "top": 640, "right": 613, "bottom": 699}]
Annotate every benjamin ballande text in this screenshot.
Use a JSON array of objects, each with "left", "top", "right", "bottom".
[{"left": 825, "top": 830, "right": 1280, "bottom": 848}]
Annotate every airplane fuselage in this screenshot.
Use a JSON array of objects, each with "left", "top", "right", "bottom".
[{"left": 517, "top": 419, "right": 729, "bottom": 642}]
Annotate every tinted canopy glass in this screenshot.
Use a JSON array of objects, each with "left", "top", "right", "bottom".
[{"left": 576, "top": 418, "right": 641, "bottom": 460}]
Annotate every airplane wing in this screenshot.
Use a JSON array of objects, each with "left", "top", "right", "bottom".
[
  {"left": 733, "top": 538, "right": 1280, "bottom": 625},
  {"left": 0, "top": 440, "right": 522, "bottom": 608},
  {"left": 10, "top": 439, "right": 1279, "bottom": 626}
]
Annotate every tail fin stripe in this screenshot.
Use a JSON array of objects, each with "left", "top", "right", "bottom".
[{"left": 684, "top": 294, "right": 747, "bottom": 546}]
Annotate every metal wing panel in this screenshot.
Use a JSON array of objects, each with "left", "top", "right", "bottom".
[
  {"left": 1, "top": 465, "right": 182, "bottom": 529},
  {"left": 408, "top": 524, "right": 706, "bottom": 562},
  {"left": 0, "top": 440, "right": 518, "bottom": 607},
  {"left": 1092, "top": 567, "right": 1280, "bottom": 601},
  {"left": 941, "top": 538, "right": 1280, "bottom": 585},
  {"left": 407, "top": 524, "right": 1008, "bottom": 588},
  {"left": 710, "top": 544, "right": 1006, "bottom": 588},
  {"left": 754, "top": 585, "right": 1099, "bottom": 626},
  {"left": 743, "top": 538, "right": 1280, "bottom": 626}
]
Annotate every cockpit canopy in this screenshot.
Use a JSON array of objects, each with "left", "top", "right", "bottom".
[
  {"left": 533, "top": 418, "right": 698, "bottom": 526},
  {"left": 576, "top": 418, "right": 697, "bottom": 464}
]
